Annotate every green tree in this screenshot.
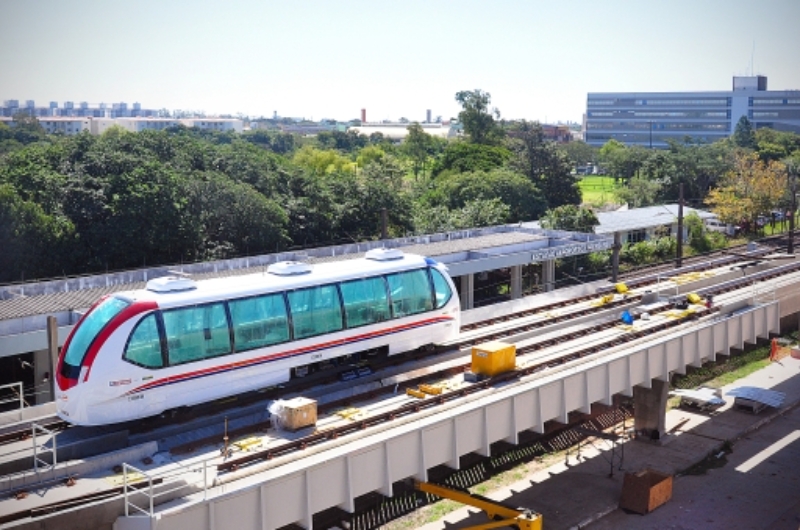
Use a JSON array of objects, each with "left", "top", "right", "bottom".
[
  {"left": 455, "top": 89, "right": 504, "bottom": 145},
  {"left": 508, "top": 121, "right": 580, "bottom": 209},
  {"left": 404, "top": 123, "right": 434, "bottom": 179},
  {"left": 598, "top": 140, "right": 649, "bottom": 182},
  {"left": 539, "top": 204, "right": 598, "bottom": 232},
  {"left": 430, "top": 141, "right": 512, "bottom": 176},
  {"left": 559, "top": 140, "right": 597, "bottom": 167},
  {"left": 10, "top": 111, "right": 47, "bottom": 144},
  {"left": 614, "top": 173, "right": 662, "bottom": 207},
  {"left": 413, "top": 198, "right": 510, "bottom": 234},
  {"left": 661, "top": 139, "right": 733, "bottom": 203},
  {"left": 0, "top": 184, "right": 74, "bottom": 282},
  {"left": 684, "top": 211, "right": 712, "bottom": 253},
  {"left": 292, "top": 145, "right": 354, "bottom": 176},
  {"left": 185, "top": 175, "right": 288, "bottom": 260},
  {"left": 432, "top": 168, "right": 546, "bottom": 222},
  {"left": 733, "top": 116, "right": 756, "bottom": 149}
]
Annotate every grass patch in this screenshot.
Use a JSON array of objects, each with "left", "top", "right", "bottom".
[
  {"left": 673, "top": 340, "right": 782, "bottom": 391},
  {"left": 579, "top": 176, "right": 617, "bottom": 206}
]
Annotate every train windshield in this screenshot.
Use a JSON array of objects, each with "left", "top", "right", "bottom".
[{"left": 62, "top": 297, "right": 130, "bottom": 377}]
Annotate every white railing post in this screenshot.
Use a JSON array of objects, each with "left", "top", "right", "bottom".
[
  {"left": 124, "top": 464, "right": 129, "bottom": 517},
  {"left": 31, "top": 422, "right": 56, "bottom": 473},
  {"left": 0, "top": 382, "right": 26, "bottom": 415},
  {"left": 203, "top": 459, "right": 208, "bottom": 501}
]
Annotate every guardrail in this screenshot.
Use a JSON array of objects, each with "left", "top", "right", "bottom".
[{"left": 123, "top": 458, "right": 210, "bottom": 517}]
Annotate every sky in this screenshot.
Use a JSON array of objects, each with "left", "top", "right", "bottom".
[{"left": 1, "top": 0, "right": 799, "bottom": 124}]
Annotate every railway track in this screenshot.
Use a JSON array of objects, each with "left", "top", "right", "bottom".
[
  {"left": 214, "top": 257, "right": 800, "bottom": 473},
  {"left": 0, "top": 249, "right": 778, "bottom": 469}
]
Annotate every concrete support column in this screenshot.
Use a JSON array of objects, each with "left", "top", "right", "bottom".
[
  {"left": 460, "top": 274, "right": 474, "bottom": 310},
  {"left": 542, "top": 259, "right": 556, "bottom": 292},
  {"left": 611, "top": 232, "right": 622, "bottom": 283},
  {"left": 33, "top": 349, "right": 52, "bottom": 404},
  {"left": 510, "top": 265, "right": 522, "bottom": 300},
  {"left": 633, "top": 379, "right": 670, "bottom": 441}
]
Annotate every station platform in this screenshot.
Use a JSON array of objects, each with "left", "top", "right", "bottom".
[{"left": 415, "top": 355, "right": 800, "bottom": 530}]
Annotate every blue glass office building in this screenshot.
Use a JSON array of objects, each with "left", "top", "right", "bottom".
[{"left": 585, "top": 76, "right": 800, "bottom": 148}]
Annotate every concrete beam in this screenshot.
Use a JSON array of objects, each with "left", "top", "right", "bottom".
[{"left": 460, "top": 274, "right": 474, "bottom": 310}]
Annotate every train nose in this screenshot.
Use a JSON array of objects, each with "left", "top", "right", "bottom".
[{"left": 55, "top": 390, "right": 79, "bottom": 422}]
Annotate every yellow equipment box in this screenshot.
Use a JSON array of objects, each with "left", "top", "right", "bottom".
[{"left": 472, "top": 341, "right": 516, "bottom": 377}]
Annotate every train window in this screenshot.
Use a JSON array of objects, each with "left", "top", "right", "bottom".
[
  {"left": 287, "top": 285, "right": 343, "bottom": 340},
  {"left": 62, "top": 297, "right": 130, "bottom": 377},
  {"left": 229, "top": 293, "right": 290, "bottom": 351},
  {"left": 386, "top": 269, "right": 433, "bottom": 318},
  {"left": 123, "top": 313, "right": 164, "bottom": 368},
  {"left": 429, "top": 268, "right": 453, "bottom": 309},
  {"left": 340, "top": 277, "right": 390, "bottom": 328},
  {"left": 162, "top": 303, "right": 232, "bottom": 365}
]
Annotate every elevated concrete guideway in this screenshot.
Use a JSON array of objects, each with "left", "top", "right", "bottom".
[{"left": 110, "top": 301, "right": 779, "bottom": 530}]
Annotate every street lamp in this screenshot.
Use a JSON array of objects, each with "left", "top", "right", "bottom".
[{"left": 649, "top": 121, "right": 653, "bottom": 149}]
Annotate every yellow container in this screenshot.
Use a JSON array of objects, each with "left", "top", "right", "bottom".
[
  {"left": 686, "top": 292, "right": 702, "bottom": 304},
  {"left": 471, "top": 341, "right": 517, "bottom": 377}
]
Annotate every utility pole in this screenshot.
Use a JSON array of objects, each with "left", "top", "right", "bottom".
[
  {"left": 789, "top": 162, "right": 797, "bottom": 254},
  {"left": 611, "top": 232, "right": 621, "bottom": 283},
  {"left": 676, "top": 183, "right": 684, "bottom": 269}
]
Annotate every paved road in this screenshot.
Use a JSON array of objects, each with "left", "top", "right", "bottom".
[{"left": 588, "top": 403, "right": 800, "bottom": 530}]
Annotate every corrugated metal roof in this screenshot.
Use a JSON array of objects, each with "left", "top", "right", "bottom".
[{"left": 308, "top": 231, "right": 541, "bottom": 264}]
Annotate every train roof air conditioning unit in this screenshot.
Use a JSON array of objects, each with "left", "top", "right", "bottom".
[
  {"left": 146, "top": 276, "right": 198, "bottom": 293},
  {"left": 365, "top": 248, "right": 404, "bottom": 261},
  {"left": 268, "top": 261, "right": 313, "bottom": 276}
]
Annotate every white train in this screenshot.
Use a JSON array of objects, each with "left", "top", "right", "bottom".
[{"left": 55, "top": 249, "right": 460, "bottom": 425}]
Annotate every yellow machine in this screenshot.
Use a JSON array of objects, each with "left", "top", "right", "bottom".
[{"left": 414, "top": 480, "right": 542, "bottom": 530}]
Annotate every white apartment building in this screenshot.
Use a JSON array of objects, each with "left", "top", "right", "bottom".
[
  {"left": 1, "top": 116, "right": 244, "bottom": 136},
  {"left": 179, "top": 118, "right": 243, "bottom": 133},
  {"left": 89, "top": 118, "right": 180, "bottom": 134}
]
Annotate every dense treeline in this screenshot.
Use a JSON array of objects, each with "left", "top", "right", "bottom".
[
  {"left": 0, "top": 91, "right": 578, "bottom": 282},
  {"left": 2, "top": 95, "right": 799, "bottom": 285}
]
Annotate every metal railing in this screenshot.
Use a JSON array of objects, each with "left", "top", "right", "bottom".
[
  {"left": 32, "top": 422, "right": 57, "bottom": 473},
  {"left": 0, "top": 382, "right": 26, "bottom": 413},
  {"left": 123, "top": 458, "right": 210, "bottom": 517}
]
